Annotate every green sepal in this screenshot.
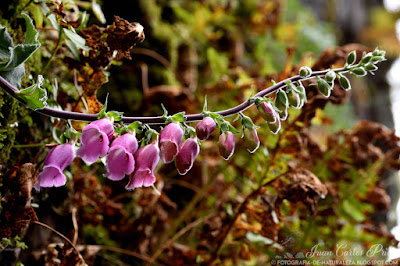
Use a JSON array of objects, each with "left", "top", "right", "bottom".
[
  {"left": 127, "top": 121, "right": 143, "bottom": 134},
  {"left": 106, "top": 111, "right": 124, "bottom": 122},
  {"left": 202, "top": 96, "right": 208, "bottom": 113},
  {"left": 17, "top": 75, "right": 48, "bottom": 110},
  {"left": 275, "top": 89, "right": 288, "bottom": 107}
]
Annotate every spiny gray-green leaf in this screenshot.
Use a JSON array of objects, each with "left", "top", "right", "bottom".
[{"left": 17, "top": 75, "right": 48, "bottom": 110}]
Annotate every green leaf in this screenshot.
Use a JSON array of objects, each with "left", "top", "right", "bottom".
[
  {"left": 171, "top": 112, "right": 187, "bottom": 123},
  {"left": 0, "top": 26, "right": 13, "bottom": 59},
  {"left": 17, "top": 75, "right": 48, "bottom": 110},
  {"left": 127, "top": 121, "right": 142, "bottom": 134},
  {"left": 63, "top": 27, "right": 90, "bottom": 52},
  {"left": 22, "top": 13, "right": 39, "bottom": 45},
  {"left": 0, "top": 64, "right": 26, "bottom": 88},
  {"left": 0, "top": 13, "right": 40, "bottom": 87}
]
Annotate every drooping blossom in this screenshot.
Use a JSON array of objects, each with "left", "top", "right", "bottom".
[
  {"left": 105, "top": 133, "right": 138, "bottom": 181},
  {"left": 34, "top": 143, "right": 75, "bottom": 190},
  {"left": 175, "top": 138, "right": 200, "bottom": 175},
  {"left": 219, "top": 131, "right": 235, "bottom": 160},
  {"left": 126, "top": 142, "right": 160, "bottom": 190},
  {"left": 159, "top": 122, "right": 183, "bottom": 163},
  {"left": 77, "top": 118, "right": 114, "bottom": 163},
  {"left": 243, "top": 127, "right": 260, "bottom": 153},
  {"left": 196, "top": 117, "right": 216, "bottom": 140},
  {"left": 257, "top": 101, "right": 277, "bottom": 123}
]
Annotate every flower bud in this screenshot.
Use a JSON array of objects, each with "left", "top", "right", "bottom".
[
  {"left": 299, "top": 66, "right": 312, "bottom": 78},
  {"left": 267, "top": 113, "right": 281, "bottom": 134},
  {"left": 360, "top": 53, "right": 373, "bottom": 64},
  {"left": 219, "top": 131, "right": 235, "bottom": 160},
  {"left": 346, "top": 51, "right": 357, "bottom": 65},
  {"left": 77, "top": 118, "right": 114, "bottom": 163},
  {"left": 105, "top": 133, "right": 138, "bottom": 181},
  {"left": 317, "top": 76, "right": 332, "bottom": 97},
  {"left": 34, "top": 143, "right": 75, "bottom": 190},
  {"left": 287, "top": 89, "right": 302, "bottom": 108},
  {"left": 126, "top": 142, "right": 160, "bottom": 190},
  {"left": 364, "top": 64, "right": 378, "bottom": 72},
  {"left": 350, "top": 67, "right": 367, "bottom": 77},
  {"left": 338, "top": 74, "right": 351, "bottom": 91},
  {"left": 175, "top": 138, "right": 200, "bottom": 175},
  {"left": 275, "top": 89, "right": 288, "bottom": 120},
  {"left": 159, "top": 122, "right": 184, "bottom": 163},
  {"left": 256, "top": 101, "right": 277, "bottom": 123},
  {"left": 325, "top": 70, "right": 336, "bottom": 83},
  {"left": 243, "top": 127, "right": 260, "bottom": 153},
  {"left": 196, "top": 117, "right": 216, "bottom": 140}
]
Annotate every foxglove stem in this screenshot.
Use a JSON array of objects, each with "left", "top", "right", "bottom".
[{"left": 0, "top": 68, "right": 346, "bottom": 125}]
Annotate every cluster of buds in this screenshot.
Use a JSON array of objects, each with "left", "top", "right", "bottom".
[{"left": 33, "top": 49, "right": 386, "bottom": 192}]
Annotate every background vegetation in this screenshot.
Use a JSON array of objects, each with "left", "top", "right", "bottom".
[{"left": 0, "top": 0, "right": 399, "bottom": 265}]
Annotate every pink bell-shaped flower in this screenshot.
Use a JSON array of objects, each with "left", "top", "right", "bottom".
[
  {"left": 105, "top": 133, "right": 138, "bottom": 181},
  {"left": 196, "top": 117, "right": 216, "bottom": 140},
  {"left": 243, "top": 127, "right": 260, "bottom": 153},
  {"left": 175, "top": 138, "right": 200, "bottom": 175},
  {"left": 126, "top": 142, "right": 160, "bottom": 190},
  {"left": 34, "top": 143, "right": 75, "bottom": 190},
  {"left": 219, "top": 131, "right": 235, "bottom": 160},
  {"left": 159, "top": 122, "right": 183, "bottom": 163},
  {"left": 77, "top": 118, "right": 114, "bottom": 163}
]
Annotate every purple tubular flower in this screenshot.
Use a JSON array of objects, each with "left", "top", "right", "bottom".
[
  {"left": 196, "top": 117, "right": 216, "bottom": 140},
  {"left": 219, "top": 131, "right": 235, "bottom": 160},
  {"left": 175, "top": 138, "right": 200, "bottom": 175},
  {"left": 34, "top": 143, "right": 75, "bottom": 190},
  {"left": 105, "top": 133, "right": 138, "bottom": 181},
  {"left": 257, "top": 102, "right": 277, "bottom": 123},
  {"left": 159, "top": 122, "right": 183, "bottom": 163},
  {"left": 243, "top": 127, "right": 260, "bottom": 153},
  {"left": 125, "top": 142, "right": 160, "bottom": 190},
  {"left": 77, "top": 118, "right": 114, "bottom": 163}
]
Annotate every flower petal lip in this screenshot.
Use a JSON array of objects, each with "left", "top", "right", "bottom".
[
  {"left": 175, "top": 138, "right": 200, "bottom": 175},
  {"left": 34, "top": 143, "right": 75, "bottom": 190},
  {"left": 34, "top": 166, "right": 66, "bottom": 190},
  {"left": 125, "top": 142, "right": 160, "bottom": 190},
  {"left": 105, "top": 145, "right": 135, "bottom": 181},
  {"left": 196, "top": 117, "right": 216, "bottom": 140},
  {"left": 219, "top": 131, "right": 235, "bottom": 160},
  {"left": 159, "top": 123, "right": 183, "bottom": 163},
  {"left": 110, "top": 133, "right": 138, "bottom": 154},
  {"left": 77, "top": 128, "right": 110, "bottom": 163},
  {"left": 90, "top": 118, "right": 114, "bottom": 141}
]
